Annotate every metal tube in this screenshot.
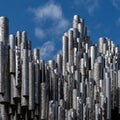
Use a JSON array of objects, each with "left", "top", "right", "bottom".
[
  {"left": 118, "top": 70, "right": 120, "bottom": 114},
  {"left": 89, "top": 45, "right": 96, "bottom": 70},
  {"left": 0, "top": 104, "right": 8, "bottom": 120},
  {"left": 73, "top": 15, "right": 80, "bottom": 28},
  {"left": 0, "top": 42, "right": 5, "bottom": 94},
  {"left": 34, "top": 62, "right": 40, "bottom": 104},
  {"left": 29, "top": 62, "right": 35, "bottom": 110},
  {"left": 33, "top": 48, "right": 40, "bottom": 62},
  {"left": 15, "top": 47, "right": 21, "bottom": 87},
  {"left": 40, "top": 60, "right": 45, "bottom": 82},
  {"left": 0, "top": 14, "right": 120, "bottom": 120},
  {"left": 16, "top": 31, "right": 21, "bottom": 47},
  {"left": 73, "top": 89, "right": 77, "bottom": 110},
  {"left": 98, "top": 37, "right": 105, "bottom": 54},
  {"left": 0, "top": 16, "right": 9, "bottom": 46},
  {"left": 9, "top": 49, "right": 15, "bottom": 73},
  {"left": 62, "top": 35, "right": 68, "bottom": 75},
  {"left": 56, "top": 54, "right": 62, "bottom": 76},
  {"left": 105, "top": 73, "right": 111, "bottom": 119},
  {"left": 40, "top": 82, "right": 46, "bottom": 119},
  {"left": 21, "top": 49, "right": 29, "bottom": 97},
  {"left": 68, "top": 28, "right": 74, "bottom": 66}
]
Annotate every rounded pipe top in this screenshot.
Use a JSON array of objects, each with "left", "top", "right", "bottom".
[
  {"left": 0, "top": 16, "right": 8, "bottom": 20},
  {"left": 73, "top": 15, "right": 80, "bottom": 21},
  {"left": 16, "top": 31, "right": 21, "bottom": 35},
  {"left": 0, "top": 16, "right": 8, "bottom": 23},
  {"left": 22, "top": 31, "right": 27, "bottom": 36},
  {"left": 33, "top": 48, "right": 40, "bottom": 61}
]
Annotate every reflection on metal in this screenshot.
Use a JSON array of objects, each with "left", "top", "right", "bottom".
[{"left": 0, "top": 15, "right": 120, "bottom": 119}]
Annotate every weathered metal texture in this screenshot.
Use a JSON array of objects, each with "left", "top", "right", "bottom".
[
  {"left": 56, "top": 54, "right": 62, "bottom": 76},
  {"left": 21, "top": 31, "right": 27, "bottom": 47},
  {"left": 78, "top": 18, "right": 84, "bottom": 40},
  {"left": 95, "top": 103, "right": 99, "bottom": 120},
  {"left": 0, "top": 42, "right": 5, "bottom": 94},
  {"left": 98, "top": 37, "right": 105, "bottom": 54},
  {"left": 49, "top": 100, "right": 55, "bottom": 120},
  {"left": 28, "top": 62, "right": 35, "bottom": 110},
  {"left": 9, "top": 34, "right": 15, "bottom": 49},
  {"left": 4, "top": 46, "right": 9, "bottom": 103},
  {"left": 33, "top": 48, "right": 40, "bottom": 62},
  {"left": 73, "top": 89, "right": 77, "bottom": 110},
  {"left": 21, "top": 49, "right": 29, "bottom": 97},
  {"left": 118, "top": 70, "right": 120, "bottom": 114},
  {"left": 80, "top": 58, "right": 85, "bottom": 79},
  {"left": 74, "top": 47, "right": 77, "bottom": 66},
  {"left": 0, "top": 17, "right": 9, "bottom": 103},
  {"left": 10, "top": 74, "right": 18, "bottom": 105},
  {"left": 40, "top": 82, "right": 46, "bottom": 120},
  {"left": 15, "top": 47, "right": 21, "bottom": 87},
  {"left": 0, "top": 15, "right": 120, "bottom": 120},
  {"left": 73, "top": 15, "right": 80, "bottom": 28},
  {"left": 93, "top": 62, "right": 102, "bottom": 85},
  {"left": 62, "top": 35, "right": 68, "bottom": 75},
  {"left": 27, "top": 40, "right": 31, "bottom": 50},
  {"left": 9, "top": 49, "right": 15, "bottom": 73},
  {"left": 58, "top": 105, "right": 65, "bottom": 120},
  {"left": 89, "top": 45, "right": 97, "bottom": 70},
  {"left": 68, "top": 28, "right": 74, "bottom": 66},
  {"left": 34, "top": 62, "right": 40, "bottom": 104},
  {"left": 74, "top": 70, "right": 80, "bottom": 93},
  {"left": 16, "top": 31, "right": 21, "bottom": 47},
  {"left": 105, "top": 73, "right": 111, "bottom": 119},
  {"left": 0, "top": 104, "right": 8, "bottom": 120},
  {"left": 0, "top": 16, "right": 9, "bottom": 46},
  {"left": 40, "top": 60, "right": 45, "bottom": 82}
]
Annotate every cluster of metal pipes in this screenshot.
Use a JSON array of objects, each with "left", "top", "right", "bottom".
[{"left": 0, "top": 15, "right": 120, "bottom": 120}]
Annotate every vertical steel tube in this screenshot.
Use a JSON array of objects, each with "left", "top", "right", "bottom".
[
  {"left": 73, "top": 15, "right": 80, "bottom": 28},
  {"left": 0, "top": 16, "right": 9, "bottom": 46},
  {"left": 89, "top": 45, "right": 96, "bottom": 70},
  {"left": 33, "top": 48, "right": 40, "bottom": 62},
  {"left": 68, "top": 28, "right": 74, "bottom": 66},
  {"left": 0, "top": 42, "right": 5, "bottom": 94},
  {"left": 29, "top": 62, "right": 35, "bottom": 110},
  {"left": 105, "top": 73, "right": 111, "bottom": 119},
  {"left": 34, "top": 62, "right": 40, "bottom": 104},
  {"left": 9, "top": 34, "right": 15, "bottom": 49},
  {"left": 0, "top": 104, "right": 8, "bottom": 120},
  {"left": 62, "top": 35, "right": 68, "bottom": 75},
  {"left": 98, "top": 37, "right": 105, "bottom": 54},
  {"left": 15, "top": 47, "right": 21, "bottom": 87},
  {"left": 40, "top": 82, "right": 46, "bottom": 120},
  {"left": 118, "top": 70, "right": 120, "bottom": 114},
  {"left": 16, "top": 31, "right": 21, "bottom": 47},
  {"left": 9, "top": 49, "right": 15, "bottom": 73},
  {"left": 22, "top": 49, "right": 29, "bottom": 97}
]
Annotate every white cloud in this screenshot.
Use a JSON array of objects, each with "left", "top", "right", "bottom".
[
  {"left": 28, "top": 2, "right": 69, "bottom": 60},
  {"left": 31, "top": 3, "right": 62, "bottom": 21},
  {"left": 116, "top": 17, "right": 120, "bottom": 26},
  {"left": 40, "top": 41, "right": 55, "bottom": 60},
  {"left": 85, "top": 0, "right": 99, "bottom": 15},
  {"left": 94, "top": 23, "right": 101, "bottom": 29},
  {"left": 35, "top": 28, "right": 45, "bottom": 39},
  {"left": 112, "top": 0, "right": 120, "bottom": 9},
  {"left": 74, "top": 0, "right": 99, "bottom": 15},
  {"left": 57, "top": 19, "right": 69, "bottom": 31},
  {"left": 29, "top": 2, "right": 69, "bottom": 39}
]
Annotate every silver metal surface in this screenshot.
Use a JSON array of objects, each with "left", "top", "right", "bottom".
[
  {"left": 0, "top": 15, "right": 119, "bottom": 120},
  {"left": 0, "top": 16, "right": 8, "bottom": 46}
]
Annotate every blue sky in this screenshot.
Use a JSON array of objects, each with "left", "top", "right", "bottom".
[{"left": 0, "top": 0, "right": 120, "bottom": 60}]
